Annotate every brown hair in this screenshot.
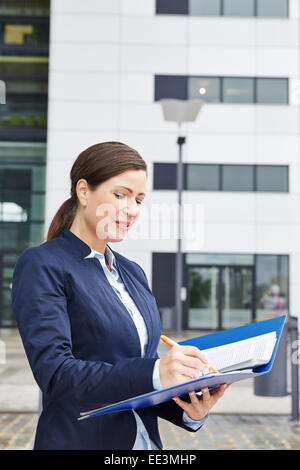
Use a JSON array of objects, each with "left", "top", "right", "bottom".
[{"left": 46, "top": 141, "right": 147, "bottom": 241}]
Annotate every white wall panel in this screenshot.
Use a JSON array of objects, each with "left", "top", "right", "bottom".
[
  {"left": 121, "top": 45, "right": 188, "bottom": 74},
  {"left": 255, "top": 106, "right": 300, "bottom": 135},
  {"left": 193, "top": 223, "right": 256, "bottom": 253},
  {"left": 185, "top": 134, "right": 256, "bottom": 163},
  {"left": 49, "top": 72, "right": 119, "bottom": 101},
  {"left": 119, "top": 73, "right": 153, "bottom": 102},
  {"left": 49, "top": 43, "right": 120, "bottom": 72},
  {"left": 256, "top": 49, "right": 299, "bottom": 76},
  {"left": 256, "top": 224, "right": 300, "bottom": 253},
  {"left": 188, "top": 47, "right": 255, "bottom": 76},
  {"left": 190, "top": 105, "right": 256, "bottom": 134},
  {"left": 255, "top": 194, "right": 300, "bottom": 224},
  {"left": 46, "top": 130, "right": 119, "bottom": 163},
  {"left": 51, "top": 0, "right": 120, "bottom": 14},
  {"left": 46, "top": 159, "right": 72, "bottom": 191},
  {"left": 256, "top": 20, "right": 299, "bottom": 47},
  {"left": 256, "top": 136, "right": 300, "bottom": 164},
  {"left": 188, "top": 18, "right": 255, "bottom": 46},
  {"left": 120, "top": 0, "right": 155, "bottom": 16},
  {"left": 48, "top": 101, "right": 119, "bottom": 131},
  {"left": 121, "top": 16, "right": 188, "bottom": 45},
  {"left": 51, "top": 14, "right": 119, "bottom": 43}
]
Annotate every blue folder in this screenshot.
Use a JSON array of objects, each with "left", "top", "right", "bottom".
[{"left": 78, "top": 314, "right": 286, "bottom": 421}]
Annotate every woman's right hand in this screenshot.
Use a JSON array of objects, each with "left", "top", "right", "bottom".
[{"left": 159, "top": 344, "right": 210, "bottom": 389}]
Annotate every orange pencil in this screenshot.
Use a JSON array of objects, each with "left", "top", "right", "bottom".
[{"left": 160, "top": 334, "right": 218, "bottom": 373}]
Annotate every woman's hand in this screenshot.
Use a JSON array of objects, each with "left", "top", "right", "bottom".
[
  {"left": 173, "top": 384, "right": 229, "bottom": 421},
  {"left": 159, "top": 344, "right": 210, "bottom": 389}
]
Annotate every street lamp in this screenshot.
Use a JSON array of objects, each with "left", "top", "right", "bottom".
[{"left": 159, "top": 99, "right": 204, "bottom": 337}]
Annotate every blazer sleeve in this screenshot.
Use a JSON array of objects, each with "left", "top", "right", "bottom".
[{"left": 11, "top": 247, "right": 157, "bottom": 408}]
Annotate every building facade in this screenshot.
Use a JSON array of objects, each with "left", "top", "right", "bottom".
[
  {"left": 0, "top": 0, "right": 50, "bottom": 327},
  {"left": 2, "top": 0, "right": 300, "bottom": 331}
]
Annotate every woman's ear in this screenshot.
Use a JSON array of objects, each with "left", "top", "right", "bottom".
[{"left": 76, "top": 179, "right": 89, "bottom": 207}]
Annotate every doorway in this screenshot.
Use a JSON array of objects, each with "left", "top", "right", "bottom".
[
  {"left": 186, "top": 265, "right": 254, "bottom": 330},
  {"left": 0, "top": 252, "right": 19, "bottom": 327}
]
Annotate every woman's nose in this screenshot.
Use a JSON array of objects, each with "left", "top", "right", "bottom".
[{"left": 123, "top": 202, "right": 139, "bottom": 218}]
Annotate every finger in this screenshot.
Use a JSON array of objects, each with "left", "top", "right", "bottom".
[
  {"left": 179, "top": 365, "right": 202, "bottom": 379},
  {"left": 178, "top": 345, "right": 209, "bottom": 365},
  {"left": 201, "top": 387, "right": 210, "bottom": 404},
  {"left": 189, "top": 391, "right": 200, "bottom": 406},
  {"left": 172, "top": 396, "right": 190, "bottom": 413},
  {"left": 210, "top": 384, "right": 228, "bottom": 403},
  {"left": 180, "top": 355, "right": 209, "bottom": 373}
]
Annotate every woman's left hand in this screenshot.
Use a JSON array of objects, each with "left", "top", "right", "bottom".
[{"left": 173, "top": 384, "right": 229, "bottom": 421}]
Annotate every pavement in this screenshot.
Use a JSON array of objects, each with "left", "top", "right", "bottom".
[{"left": 1, "top": 328, "right": 300, "bottom": 450}]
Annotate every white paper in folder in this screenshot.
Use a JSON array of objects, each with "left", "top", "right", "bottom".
[{"left": 202, "top": 331, "right": 277, "bottom": 373}]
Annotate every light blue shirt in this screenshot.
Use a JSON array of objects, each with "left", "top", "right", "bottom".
[{"left": 85, "top": 246, "right": 207, "bottom": 449}]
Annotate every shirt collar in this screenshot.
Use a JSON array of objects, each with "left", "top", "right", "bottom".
[
  {"left": 84, "top": 244, "right": 116, "bottom": 270},
  {"left": 60, "top": 227, "right": 115, "bottom": 267}
]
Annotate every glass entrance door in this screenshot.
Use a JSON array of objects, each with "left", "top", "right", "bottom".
[
  {"left": 188, "top": 266, "right": 220, "bottom": 329},
  {"left": 221, "top": 266, "right": 253, "bottom": 329},
  {"left": 187, "top": 265, "right": 254, "bottom": 330},
  {"left": 0, "top": 252, "right": 19, "bottom": 327}
]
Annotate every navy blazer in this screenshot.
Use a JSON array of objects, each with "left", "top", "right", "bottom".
[{"left": 11, "top": 227, "right": 198, "bottom": 450}]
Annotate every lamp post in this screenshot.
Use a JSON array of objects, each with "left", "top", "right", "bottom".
[{"left": 159, "top": 99, "right": 204, "bottom": 337}]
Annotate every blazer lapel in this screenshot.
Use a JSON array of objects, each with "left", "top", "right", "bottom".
[{"left": 115, "top": 261, "right": 154, "bottom": 358}]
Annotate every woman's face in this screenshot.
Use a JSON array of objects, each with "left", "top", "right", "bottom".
[{"left": 77, "top": 169, "right": 147, "bottom": 243}]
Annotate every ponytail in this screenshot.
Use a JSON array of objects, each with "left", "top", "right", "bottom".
[{"left": 46, "top": 196, "right": 77, "bottom": 241}]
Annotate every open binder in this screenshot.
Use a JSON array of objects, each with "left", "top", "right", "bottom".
[{"left": 78, "top": 314, "right": 286, "bottom": 421}]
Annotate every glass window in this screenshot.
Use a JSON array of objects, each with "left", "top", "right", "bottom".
[
  {"left": 154, "top": 75, "right": 187, "bottom": 101},
  {"left": 0, "top": 19, "right": 49, "bottom": 47},
  {"left": 153, "top": 163, "right": 177, "bottom": 190},
  {"left": 257, "top": 0, "right": 288, "bottom": 18},
  {"left": 189, "top": 0, "right": 221, "bottom": 16},
  {"left": 156, "top": 0, "right": 188, "bottom": 14},
  {"left": 0, "top": 0, "right": 50, "bottom": 16},
  {"left": 186, "top": 164, "right": 220, "bottom": 190},
  {"left": 256, "top": 78, "right": 288, "bottom": 105},
  {"left": 223, "top": 0, "right": 255, "bottom": 16},
  {"left": 0, "top": 59, "right": 48, "bottom": 140},
  {"left": 256, "top": 255, "right": 289, "bottom": 322},
  {"left": 223, "top": 78, "right": 254, "bottom": 103},
  {"left": 188, "top": 77, "right": 220, "bottom": 103},
  {"left": 186, "top": 253, "right": 254, "bottom": 265},
  {"left": 256, "top": 166, "right": 288, "bottom": 192},
  {"left": 222, "top": 165, "right": 254, "bottom": 191}
]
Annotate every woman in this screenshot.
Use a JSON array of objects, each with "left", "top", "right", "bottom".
[{"left": 12, "top": 142, "right": 228, "bottom": 450}]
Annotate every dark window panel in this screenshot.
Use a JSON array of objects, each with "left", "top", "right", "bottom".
[
  {"left": 186, "top": 164, "right": 220, "bottom": 190},
  {"left": 152, "top": 252, "right": 176, "bottom": 308},
  {"left": 156, "top": 0, "right": 188, "bottom": 14},
  {"left": 222, "top": 165, "right": 254, "bottom": 191},
  {"left": 256, "top": 166, "right": 288, "bottom": 192},
  {"left": 256, "top": 78, "right": 288, "bottom": 104},
  {"left": 154, "top": 75, "right": 187, "bottom": 101},
  {"left": 153, "top": 163, "right": 177, "bottom": 190}
]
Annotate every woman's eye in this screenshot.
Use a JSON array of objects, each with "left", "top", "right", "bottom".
[{"left": 114, "top": 193, "right": 125, "bottom": 200}]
